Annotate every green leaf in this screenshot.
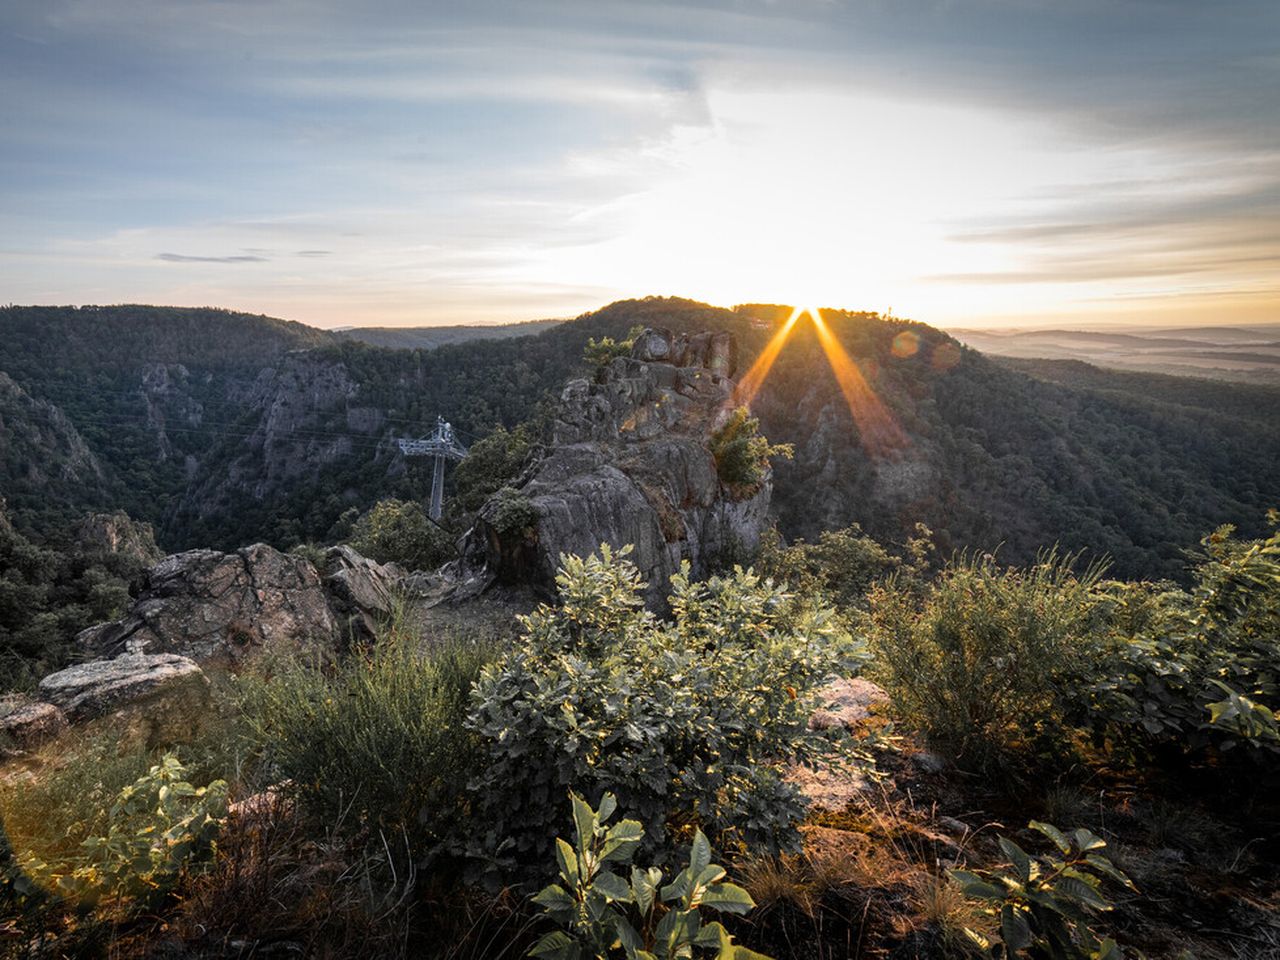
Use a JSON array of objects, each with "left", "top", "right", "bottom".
[
  {"left": 632, "top": 866, "right": 663, "bottom": 915},
  {"left": 689, "top": 829, "right": 713, "bottom": 877},
  {"left": 999, "top": 837, "right": 1032, "bottom": 883},
  {"left": 1072, "top": 828, "right": 1107, "bottom": 853},
  {"left": 593, "top": 870, "right": 634, "bottom": 903},
  {"left": 555, "top": 838, "right": 579, "bottom": 885},
  {"left": 949, "top": 869, "right": 1004, "bottom": 901},
  {"left": 529, "top": 930, "right": 580, "bottom": 960},
  {"left": 571, "top": 793, "right": 597, "bottom": 846},
  {"left": 1029, "top": 821, "right": 1071, "bottom": 855},
  {"left": 700, "top": 881, "right": 756, "bottom": 915},
  {"left": 532, "top": 883, "right": 575, "bottom": 912},
  {"left": 1053, "top": 875, "right": 1112, "bottom": 911},
  {"left": 1084, "top": 854, "right": 1135, "bottom": 890},
  {"left": 1000, "top": 904, "right": 1033, "bottom": 952},
  {"left": 597, "top": 792, "right": 618, "bottom": 823}
]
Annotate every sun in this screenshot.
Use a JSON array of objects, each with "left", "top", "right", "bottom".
[{"left": 733, "top": 305, "right": 906, "bottom": 458}]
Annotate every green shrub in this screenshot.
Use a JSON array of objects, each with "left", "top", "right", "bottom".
[
  {"left": 347, "top": 497, "right": 454, "bottom": 571},
  {"left": 708, "top": 408, "right": 792, "bottom": 494},
  {"left": 950, "top": 821, "right": 1132, "bottom": 960},
  {"left": 866, "top": 550, "right": 1108, "bottom": 773},
  {"left": 467, "top": 544, "right": 861, "bottom": 873},
  {"left": 756, "top": 523, "right": 900, "bottom": 611},
  {"left": 246, "top": 616, "right": 496, "bottom": 857},
  {"left": 529, "top": 792, "right": 770, "bottom": 960},
  {"left": 13, "top": 752, "right": 226, "bottom": 912},
  {"left": 583, "top": 325, "right": 645, "bottom": 368},
  {"left": 452, "top": 423, "right": 538, "bottom": 515},
  {"left": 1086, "top": 518, "right": 1280, "bottom": 758},
  {"left": 490, "top": 485, "right": 540, "bottom": 534}
]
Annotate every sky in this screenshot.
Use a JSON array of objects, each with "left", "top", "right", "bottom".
[{"left": 2, "top": 0, "right": 1278, "bottom": 329}]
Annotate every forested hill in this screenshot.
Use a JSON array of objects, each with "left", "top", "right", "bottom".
[{"left": 2, "top": 299, "right": 1278, "bottom": 581}]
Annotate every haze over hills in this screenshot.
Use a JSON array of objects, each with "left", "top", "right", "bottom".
[
  {"left": 2, "top": 299, "right": 1278, "bottom": 585},
  {"left": 952, "top": 322, "right": 1280, "bottom": 385}
]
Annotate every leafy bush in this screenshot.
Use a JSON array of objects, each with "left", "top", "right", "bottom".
[
  {"left": 468, "top": 545, "right": 859, "bottom": 872},
  {"left": 530, "top": 792, "right": 770, "bottom": 960},
  {"left": 866, "top": 550, "right": 1108, "bottom": 773},
  {"left": 15, "top": 752, "right": 227, "bottom": 911},
  {"left": 950, "top": 821, "right": 1132, "bottom": 960},
  {"left": 708, "top": 408, "right": 792, "bottom": 494},
  {"left": 246, "top": 617, "right": 495, "bottom": 857},
  {"left": 452, "top": 423, "right": 537, "bottom": 515},
  {"left": 756, "top": 523, "right": 901, "bottom": 612},
  {"left": 490, "top": 485, "right": 540, "bottom": 535},
  {"left": 347, "top": 497, "right": 454, "bottom": 571},
  {"left": 584, "top": 325, "right": 645, "bottom": 368},
  {"left": 1085, "top": 517, "right": 1280, "bottom": 758}
]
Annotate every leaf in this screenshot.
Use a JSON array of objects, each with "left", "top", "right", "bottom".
[
  {"left": 1071, "top": 828, "right": 1107, "bottom": 853},
  {"left": 1085, "top": 854, "right": 1135, "bottom": 890},
  {"left": 555, "top": 838, "right": 579, "bottom": 885},
  {"left": 949, "top": 869, "right": 1005, "bottom": 901},
  {"left": 570, "top": 793, "right": 597, "bottom": 846},
  {"left": 999, "top": 837, "right": 1032, "bottom": 883},
  {"left": 700, "top": 881, "right": 756, "bottom": 915},
  {"left": 1000, "top": 904, "right": 1033, "bottom": 952},
  {"left": 632, "top": 866, "right": 664, "bottom": 915},
  {"left": 592, "top": 870, "right": 634, "bottom": 903},
  {"left": 597, "top": 792, "right": 618, "bottom": 823},
  {"left": 532, "top": 884, "right": 575, "bottom": 915},
  {"left": 529, "top": 930, "right": 580, "bottom": 960},
  {"left": 689, "top": 829, "right": 713, "bottom": 878},
  {"left": 1029, "top": 821, "right": 1071, "bottom": 855},
  {"left": 1053, "top": 875, "right": 1112, "bottom": 911}
]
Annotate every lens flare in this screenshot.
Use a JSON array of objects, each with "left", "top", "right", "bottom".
[
  {"left": 733, "top": 305, "right": 803, "bottom": 408},
  {"left": 810, "top": 309, "right": 907, "bottom": 457}
]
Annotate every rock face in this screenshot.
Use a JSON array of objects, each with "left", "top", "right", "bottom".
[
  {"left": 78, "top": 543, "right": 339, "bottom": 664},
  {"left": 0, "top": 696, "right": 69, "bottom": 751},
  {"left": 321, "top": 545, "right": 404, "bottom": 642},
  {"left": 75, "top": 510, "right": 163, "bottom": 565},
  {"left": 457, "top": 327, "right": 772, "bottom": 608},
  {"left": 38, "top": 653, "right": 206, "bottom": 722}
]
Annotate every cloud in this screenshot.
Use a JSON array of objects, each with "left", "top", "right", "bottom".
[
  {"left": 154, "top": 253, "right": 268, "bottom": 263},
  {"left": 296, "top": 250, "right": 331, "bottom": 257}
]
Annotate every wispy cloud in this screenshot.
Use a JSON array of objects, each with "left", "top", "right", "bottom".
[{"left": 155, "top": 253, "right": 268, "bottom": 263}]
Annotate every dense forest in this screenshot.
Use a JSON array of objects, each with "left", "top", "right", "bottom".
[{"left": 2, "top": 300, "right": 1277, "bottom": 582}]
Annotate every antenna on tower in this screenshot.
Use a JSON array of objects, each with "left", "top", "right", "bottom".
[{"left": 396, "top": 416, "right": 468, "bottom": 520}]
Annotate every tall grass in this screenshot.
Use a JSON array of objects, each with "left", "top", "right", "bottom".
[
  {"left": 245, "top": 610, "right": 498, "bottom": 857},
  {"left": 866, "top": 549, "right": 1108, "bottom": 774}
]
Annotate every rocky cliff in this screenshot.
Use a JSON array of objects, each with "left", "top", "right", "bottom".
[{"left": 455, "top": 328, "right": 773, "bottom": 607}]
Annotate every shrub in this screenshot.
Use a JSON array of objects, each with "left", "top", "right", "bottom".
[
  {"left": 529, "top": 792, "right": 771, "bottom": 960},
  {"left": 708, "top": 408, "right": 792, "bottom": 494},
  {"left": 950, "top": 821, "right": 1132, "bottom": 959},
  {"left": 756, "top": 523, "right": 900, "bottom": 612},
  {"left": 1085, "top": 518, "right": 1280, "bottom": 759},
  {"left": 245, "top": 616, "right": 496, "bottom": 859},
  {"left": 452, "top": 423, "right": 538, "bottom": 515},
  {"left": 866, "top": 550, "right": 1108, "bottom": 773},
  {"left": 490, "top": 486, "right": 540, "bottom": 535},
  {"left": 583, "top": 325, "right": 645, "bottom": 368},
  {"left": 467, "top": 544, "right": 861, "bottom": 873},
  {"left": 347, "top": 497, "right": 454, "bottom": 571},
  {"left": 12, "top": 752, "right": 226, "bottom": 912}
]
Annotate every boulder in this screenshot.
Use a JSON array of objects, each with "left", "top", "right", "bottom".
[
  {"left": 321, "top": 545, "right": 404, "bottom": 642},
  {"left": 78, "top": 543, "right": 340, "bottom": 664},
  {"left": 456, "top": 327, "right": 771, "bottom": 609},
  {"left": 808, "top": 677, "right": 890, "bottom": 732},
  {"left": 0, "top": 695, "right": 69, "bottom": 751},
  {"left": 38, "top": 653, "right": 206, "bottom": 722}
]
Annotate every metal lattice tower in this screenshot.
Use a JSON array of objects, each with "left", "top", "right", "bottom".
[{"left": 397, "top": 416, "right": 468, "bottom": 520}]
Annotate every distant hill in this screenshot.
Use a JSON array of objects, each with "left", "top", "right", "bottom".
[
  {"left": 952, "top": 323, "right": 1280, "bottom": 385},
  {"left": 336, "top": 318, "right": 562, "bottom": 350},
  {"left": 2, "top": 299, "right": 1278, "bottom": 582}
]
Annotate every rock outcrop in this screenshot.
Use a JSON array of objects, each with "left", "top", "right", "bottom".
[
  {"left": 320, "top": 545, "right": 405, "bottom": 643},
  {"left": 456, "top": 327, "right": 772, "bottom": 608},
  {"left": 38, "top": 653, "right": 206, "bottom": 722},
  {"left": 0, "top": 696, "right": 69, "bottom": 752},
  {"left": 77, "top": 543, "right": 339, "bottom": 664},
  {"left": 74, "top": 510, "right": 163, "bottom": 566}
]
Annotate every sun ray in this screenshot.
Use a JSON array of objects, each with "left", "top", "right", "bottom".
[
  {"left": 733, "top": 305, "right": 803, "bottom": 408},
  {"left": 809, "top": 308, "right": 907, "bottom": 457}
]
